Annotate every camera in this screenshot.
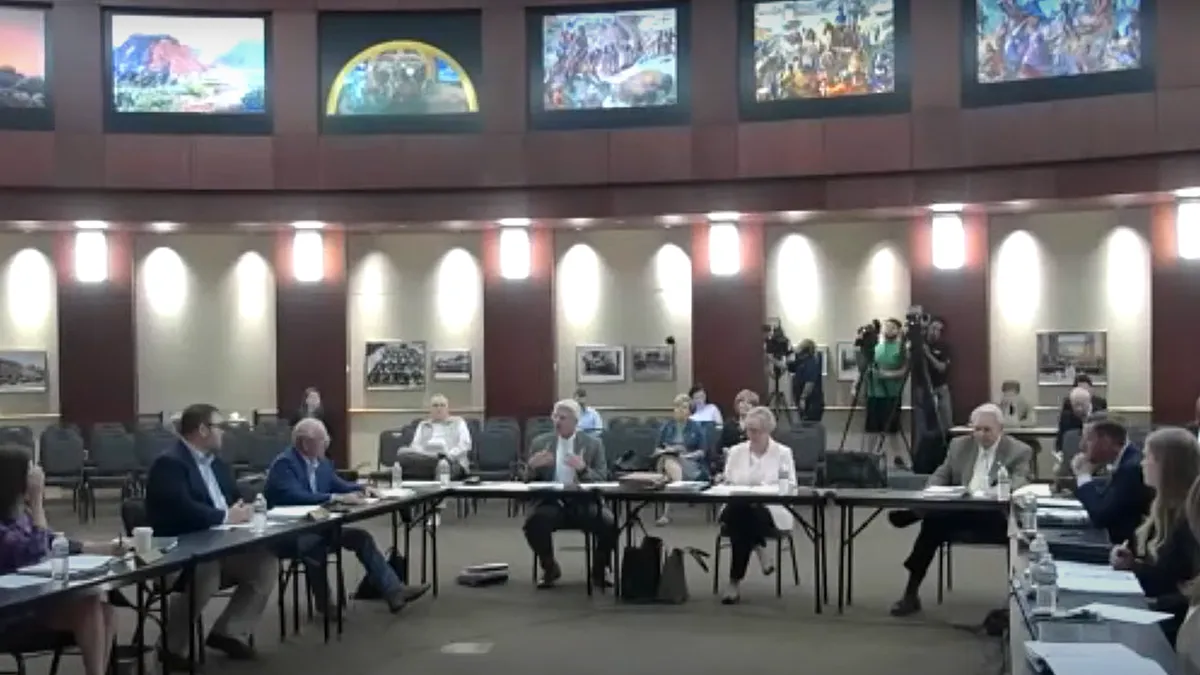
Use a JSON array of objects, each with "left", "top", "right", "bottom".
[
  {"left": 854, "top": 319, "right": 881, "bottom": 360},
  {"left": 762, "top": 322, "right": 792, "bottom": 360},
  {"left": 905, "top": 305, "right": 930, "bottom": 335}
]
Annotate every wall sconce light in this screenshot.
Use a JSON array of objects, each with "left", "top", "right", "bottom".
[
  {"left": 499, "top": 228, "right": 531, "bottom": 280},
  {"left": 931, "top": 213, "right": 966, "bottom": 270},
  {"left": 74, "top": 231, "right": 109, "bottom": 283},
  {"left": 1178, "top": 200, "right": 1200, "bottom": 260},
  {"left": 709, "top": 223, "right": 741, "bottom": 276},
  {"left": 292, "top": 230, "right": 325, "bottom": 283}
]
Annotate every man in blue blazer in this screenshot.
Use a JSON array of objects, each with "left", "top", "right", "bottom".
[
  {"left": 1071, "top": 414, "right": 1151, "bottom": 545},
  {"left": 145, "top": 404, "right": 277, "bottom": 669},
  {"left": 265, "top": 418, "right": 430, "bottom": 613}
]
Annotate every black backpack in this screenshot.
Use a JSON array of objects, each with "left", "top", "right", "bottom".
[{"left": 353, "top": 548, "right": 407, "bottom": 600}]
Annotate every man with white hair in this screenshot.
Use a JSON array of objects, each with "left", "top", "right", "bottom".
[
  {"left": 887, "top": 402, "right": 1032, "bottom": 617},
  {"left": 522, "top": 398, "right": 616, "bottom": 588},
  {"left": 265, "top": 418, "right": 430, "bottom": 613},
  {"left": 1056, "top": 383, "right": 1105, "bottom": 452}
]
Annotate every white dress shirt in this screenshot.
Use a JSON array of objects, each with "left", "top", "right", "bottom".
[
  {"left": 967, "top": 442, "right": 997, "bottom": 493},
  {"left": 554, "top": 434, "right": 577, "bottom": 485},
  {"left": 723, "top": 440, "right": 796, "bottom": 531}
]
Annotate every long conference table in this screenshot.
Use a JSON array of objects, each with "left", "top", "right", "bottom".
[{"left": 0, "top": 480, "right": 1182, "bottom": 674}]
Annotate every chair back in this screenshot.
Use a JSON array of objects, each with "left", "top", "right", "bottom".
[
  {"left": 134, "top": 427, "right": 177, "bottom": 468},
  {"left": 378, "top": 427, "right": 416, "bottom": 468},
  {"left": 524, "top": 416, "right": 554, "bottom": 444},
  {"left": 248, "top": 428, "right": 288, "bottom": 471},
  {"left": 0, "top": 425, "right": 34, "bottom": 454},
  {"left": 780, "top": 428, "right": 826, "bottom": 484},
  {"left": 253, "top": 410, "right": 279, "bottom": 428},
  {"left": 484, "top": 416, "right": 520, "bottom": 431},
  {"left": 120, "top": 498, "right": 149, "bottom": 536},
  {"left": 622, "top": 426, "right": 659, "bottom": 462},
  {"left": 38, "top": 426, "right": 85, "bottom": 475},
  {"left": 608, "top": 416, "right": 641, "bottom": 432},
  {"left": 1128, "top": 426, "right": 1150, "bottom": 448},
  {"left": 90, "top": 421, "right": 127, "bottom": 441},
  {"left": 463, "top": 417, "right": 483, "bottom": 445},
  {"left": 91, "top": 432, "right": 139, "bottom": 474},
  {"left": 645, "top": 416, "right": 672, "bottom": 430},
  {"left": 135, "top": 412, "right": 164, "bottom": 429},
  {"left": 476, "top": 428, "right": 520, "bottom": 472}
]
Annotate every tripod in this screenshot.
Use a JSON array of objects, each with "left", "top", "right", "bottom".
[{"left": 766, "top": 367, "right": 794, "bottom": 428}]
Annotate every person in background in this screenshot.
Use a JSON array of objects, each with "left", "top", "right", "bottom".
[
  {"left": 654, "top": 394, "right": 708, "bottom": 525},
  {"left": 860, "top": 318, "right": 911, "bottom": 470},
  {"left": 522, "top": 399, "right": 616, "bottom": 588},
  {"left": 293, "top": 387, "right": 325, "bottom": 426},
  {"left": 397, "top": 394, "right": 472, "bottom": 480},
  {"left": 145, "top": 404, "right": 277, "bottom": 667},
  {"left": 1057, "top": 374, "right": 1108, "bottom": 449},
  {"left": 1185, "top": 396, "right": 1200, "bottom": 438},
  {"left": 574, "top": 388, "right": 604, "bottom": 434},
  {"left": 998, "top": 380, "right": 1035, "bottom": 427},
  {"left": 0, "top": 446, "right": 119, "bottom": 675},
  {"left": 788, "top": 340, "right": 824, "bottom": 423},
  {"left": 1109, "top": 427, "right": 1200, "bottom": 645},
  {"left": 265, "top": 419, "right": 430, "bottom": 614},
  {"left": 923, "top": 318, "right": 952, "bottom": 431},
  {"left": 717, "top": 407, "right": 796, "bottom": 605},
  {"left": 688, "top": 384, "right": 723, "bottom": 425},
  {"left": 1072, "top": 414, "right": 1151, "bottom": 545},
  {"left": 887, "top": 403, "right": 1032, "bottom": 617},
  {"left": 720, "top": 389, "right": 759, "bottom": 451}
]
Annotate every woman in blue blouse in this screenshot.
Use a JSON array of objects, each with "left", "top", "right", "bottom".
[
  {"left": 656, "top": 394, "right": 709, "bottom": 524},
  {"left": 0, "top": 446, "right": 118, "bottom": 675}
]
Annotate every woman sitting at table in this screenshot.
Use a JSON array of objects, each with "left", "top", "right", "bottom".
[
  {"left": 0, "top": 445, "right": 119, "bottom": 675},
  {"left": 717, "top": 406, "right": 796, "bottom": 605},
  {"left": 719, "top": 389, "right": 759, "bottom": 452},
  {"left": 654, "top": 394, "right": 708, "bottom": 525},
  {"left": 1110, "top": 427, "right": 1200, "bottom": 645},
  {"left": 1176, "top": 473, "right": 1200, "bottom": 672}
]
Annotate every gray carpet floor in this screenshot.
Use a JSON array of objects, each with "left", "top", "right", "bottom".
[{"left": 27, "top": 497, "right": 1011, "bottom": 675}]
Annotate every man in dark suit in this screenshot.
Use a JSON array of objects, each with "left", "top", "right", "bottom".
[
  {"left": 888, "top": 403, "right": 1033, "bottom": 617},
  {"left": 264, "top": 418, "right": 429, "bottom": 613},
  {"left": 1072, "top": 413, "right": 1150, "bottom": 545},
  {"left": 522, "top": 398, "right": 617, "bottom": 588},
  {"left": 1056, "top": 375, "right": 1108, "bottom": 451},
  {"left": 144, "top": 404, "right": 276, "bottom": 668}
]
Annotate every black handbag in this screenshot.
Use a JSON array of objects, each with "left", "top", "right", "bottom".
[
  {"left": 352, "top": 548, "right": 407, "bottom": 599},
  {"left": 824, "top": 451, "right": 887, "bottom": 488},
  {"left": 619, "top": 536, "right": 664, "bottom": 603}
]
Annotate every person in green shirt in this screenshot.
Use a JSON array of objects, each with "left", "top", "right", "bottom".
[{"left": 858, "top": 318, "right": 912, "bottom": 470}]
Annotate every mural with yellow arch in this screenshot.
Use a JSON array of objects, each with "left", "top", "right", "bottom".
[{"left": 325, "top": 40, "right": 479, "bottom": 115}]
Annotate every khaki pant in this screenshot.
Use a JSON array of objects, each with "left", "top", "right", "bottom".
[{"left": 164, "top": 548, "right": 277, "bottom": 654}]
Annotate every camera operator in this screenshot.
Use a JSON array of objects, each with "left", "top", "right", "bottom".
[
  {"left": 788, "top": 339, "right": 824, "bottom": 422},
  {"left": 857, "top": 318, "right": 912, "bottom": 470},
  {"left": 922, "top": 317, "right": 952, "bottom": 431}
]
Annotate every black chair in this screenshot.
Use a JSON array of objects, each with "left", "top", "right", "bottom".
[
  {"left": 88, "top": 431, "right": 141, "bottom": 506},
  {"left": 38, "top": 426, "right": 89, "bottom": 522},
  {"left": 246, "top": 429, "right": 288, "bottom": 474},
  {"left": 612, "top": 426, "right": 658, "bottom": 474},
  {"left": 474, "top": 428, "right": 521, "bottom": 480},
  {"left": 377, "top": 426, "right": 416, "bottom": 469},
  {"left": 774, "top": 427, "right": 826, "bottom": 486},
  {"left": 607, "top": 416, "right": 642, "bottom": 433},
  {"left": 0, "top": 425, "right": 34, "bottom": 454},
  {"left": 135, "top": 413, "right": 164, "bottom": 429},
  {"left": 710, "top": 525, "right": 801, "bottom": 599},
  {"left": 252, "top": 410, "right": 279, "bottom": 429},
  {"left": 523, "top": 416, "right": 554, "bottom": 452},
  {"left": 219, "top": 425, "right": 254, "bottom": 475},
  {"left": 0, "top": 629, "right": 75, "bottom": 675}
]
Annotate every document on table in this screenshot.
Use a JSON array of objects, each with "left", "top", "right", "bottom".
[
  {"left": 20, "top": 555, "right": 114, "bottom": 578},
  {"left": 390, "top": 480, "right": 443, "bottom": 487},
  {"left": 1055, "top": 561, "right": 1144, "bottom": 594},
  {"left": 1076, "top": 602, "right": 1173, "bottom": 625},
  {"left": 1039, "top": 496, "right": 1085, "bottom": 509},
  {"left": 268, "top": 506, "right": 320, "bottom": 520},
  {"left": 922, "top": 485, "right": 968, "bottom": 497},
  {"left": 1014, "top": 483, "right": 1052, "bottom": 498},
  {"left": 705, "top": 485, "right": 779, "bottom": 496},
  {"left": 0, "top": 573, "right": 51, "bottom": 589},
  {"left": 1024, "top": 641, "right": 1167, "bottom": 675},
  {"left": 668, "top": 481, "right": 708, "bottom": 491},
  {"left": 378, "top": 487, "right": 417, "bottom": 500},
  {"left": 1038, "top": 507, "right": 1091, "bottom": 522},
  {"left": 454, "top": 482, "right": 531, "bottom": 492}
]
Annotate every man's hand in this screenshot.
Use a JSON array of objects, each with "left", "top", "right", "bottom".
[
  {"left": 362, "top": 486, "right": 380, "bottom": 498},
  {"left": 566, "top": 454, "right": 586, "bottom": 471},
  {"left": 334, "top": 493, "right": 365, "bottom": 506},
  {"left": 227, "top": 502, "right": 253, "bottom": 524},
  {"left": 1110, "top": 544, "right": 1135, "bottom": 571},
  {"left": 1071, "top": 453, "right": 1093, "bottom": 476},
  {"left": 527, "top": 450, "right": 555, "bottom": 469},
  {"left": 25, "top": 464, "right": 44, "bottom": 505}
]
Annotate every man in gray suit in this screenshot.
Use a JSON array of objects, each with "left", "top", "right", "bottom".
[
  {"left": 889, "top": 402, "right": 1032, "bottom": 617},
  {"left": 523, "top": 398, "right": 617, "bottom": 588}
]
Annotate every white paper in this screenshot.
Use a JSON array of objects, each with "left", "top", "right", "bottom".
[
  {"left": 361, "top": 497, "right": 380, "bottom": 505},
  {"left": 1039, "top": 496, "right": 1085, "bottom": 509},
  {"left": 1039, "top": 507, "right": 1091, "bottom": 521},
  {"left": 1077, "top": 602, "right": 1173, "bottom": 625},
  {"left": 922, "top": 485, "right": 968, "bottom": 497},
  {"left": 668, "top": 480, "right": 709, "bottom": 491},
  {"left": 20, "top": 555, "right": 114, "bottom": 577},
  {"left": 705, "top": 485, "right": 778, "bottom": 496},
  {"left": 268, "top": 506, "right": 320, "bottom": 520},
  {"left": 0, "top": 574, "right": 51, "bottom": 589},
  {"left": 378, "top": 488, "right": 417, "bottom": 500},
  {"left": 1025, "top": 641, "right": 1166, "bottom": 675},
  {"left": 1014, "top": 483, "right": 1052, "bottom": 498},
  {"left": 389, "top": 480, "right": 442, "bottom": 487},
  {"left": 213, "top": 523, "right": 252, "bottom": 530},
  {"left": 1055, "top": 561, "right": 1144, "bottom": 594},
  {"left": 526, "top": 482, "right": 565, "bottom": 490},
  {"left": 454, "top": 482, "right": 530, "bottom": 493},
  {"left": 583, "top": 482, "right": 621, "bottom": 490}
]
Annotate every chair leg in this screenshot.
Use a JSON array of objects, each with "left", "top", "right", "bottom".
[
  {"left": 49, "top": 649, "right": 63, "bottom": 675},
  {"left": 775, "top": 538, "right": 783, "bottom": 598},
  {"left": 946, "top": 543, "right": 954, "bottom": 591},
  {"left": 276, "top": 563, "right": 288, "bottom": 642},
  {"left": 711, "top": 534, "right": 722, "bottom": 595},
  {"left": 15, "top": 654, "right": 26, "bottom": 675},
  {"left": 936, "top": 545, "right": 945, "bottom": 605},
  {"left": 788, "top": 535, "right": 800, "bottom": 586}
]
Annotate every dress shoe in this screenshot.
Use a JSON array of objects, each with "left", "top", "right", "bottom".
[
  {"left": 204, "top": 633, "right": 256, "bottom": 660},
  {"left": 889, "top": 594, "right": 922, "bottom": 617},
  {"left": 386, "top": 582, "right": 431, "bottom": 613},
  {"left": 537, "top": 561, "right": 562, "bottom": 589},
  {"left": 888, "top": 510, "right": 920, "bottom": 529}
]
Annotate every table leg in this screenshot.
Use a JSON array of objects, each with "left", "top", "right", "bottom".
[
  {"left": 187, "top": 564, "right": 197, "bottom": 675},
  {"left": 811, "top": 500, "right": 822, "bottom": 615},
  {"left": 135, "top": 582, "right": 146, "bottom": 675},
  {"left": 335, "top": 525, "right": 345, "bottom": 638}
]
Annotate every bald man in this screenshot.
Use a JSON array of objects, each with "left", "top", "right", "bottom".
[
  {"left": 265, "top": 419, "right": 430, "bottom": 614},
  {"left": 1057, "top": 385, "right": 1106, "bottom": 452}
]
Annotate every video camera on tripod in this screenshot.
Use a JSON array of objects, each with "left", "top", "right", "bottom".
[{"left": 762, "top": 320, "right": 793, "bottom": 424}]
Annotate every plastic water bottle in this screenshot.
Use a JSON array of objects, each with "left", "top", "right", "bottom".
[
  {"left": 995, "top": 465, "right": 1011, "bottom": 500},
  {"left": 1031, "top": 554, "right": 1059, "bottom": 615},
  {"left": 1029, "top": 532, "right": 1049, "bottom": 562},
  {"left": 50, "top": 532, "right": 70, "bottom": 583},
  {"left": 777, "top": 465, "right": 793, "bottom": 496},
  {"left": 391, "top": 461, "right": 403, "bottom": 487},
  {"left": 1019, "top": 494, "right": 1039, "bottom": 537},
  {"left": 436, "top": 457, "right": 452, "bottom": 487},
  {"left": 251, "top": 493, "right": 268, "bottom": 534}
]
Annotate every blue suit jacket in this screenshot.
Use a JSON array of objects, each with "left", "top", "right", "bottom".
[
  {"left": 264, "top": 447, "right": 360, "bottom": 508},
  {"left": 657, "top": 419, "right": 706, "bottom": 453},
  {"left": 145, "top": 441, "right": 239, "bottom": 537},
  {"left": 1074, "top": 444, "right": 1150, "bottom": 545}
]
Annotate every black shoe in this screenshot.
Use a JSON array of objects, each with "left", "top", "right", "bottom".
[
  {"left": 537, "top": 562, "right": 562, "bottom": 589},
  {"left": 720, "top": 591, "right": 741, "bottom": 605},
  {"left": 889, "top": 595, "right": 922, "bottom": 617},
  {"left": 157, "top": 647, "right": 196, "bottom": 673},
  {"left": 204, "top": 633, "right": 256, "bottom": 660},
  {"left": 888, "top": 510, "right": 920, "bottom": 529}
]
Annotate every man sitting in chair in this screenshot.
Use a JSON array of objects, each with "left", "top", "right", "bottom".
[
  {"left": 265, "top": 418, "right": 430, "bottom": 614},
  {"left": 887, "top": 403, "right": 1032, "bottom": 617},
  {"left": 522, "top": 399, "right": 617, "bottom": 589}
]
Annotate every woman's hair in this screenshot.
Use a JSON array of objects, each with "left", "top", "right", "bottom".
[
  {"left": 687, "top": 383, "right": 705, "bottom": 400},
  {"left": 734, "top": 389, "right": 759, "bottom": 409},
  {"left": 429, "top": 394, "right": 449, "bottom": 407},
  {"left": 1186, "top": 476, "right": 1200, "bottom": 603},
  {"left": 743, "top": 406, "right": 777, "bottom": 434},
  {"left": 1136, "top": 427, "right": 1200, "bottom": 558},
  {"left": 672, "top": 394, "right": 691, "bottom": 410},
  {"left": 304, "top": 387, "right": 319, "bottom": 398},
  {"left": 0, "top": 445, "right": 31, "bottom": 519}
]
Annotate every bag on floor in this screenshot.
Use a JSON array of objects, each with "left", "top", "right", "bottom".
[
  {"left": 824, "top": 451, "right": 887, "bottom": 488},
  {"left": 656, "top": 548, "right": 690, "bottom": 604},
  {"left": 352, "top": 548, "right": 407, "bottom": 600},
  {"left": 620, "top": 536, "right": 664, "bottom": 603}
]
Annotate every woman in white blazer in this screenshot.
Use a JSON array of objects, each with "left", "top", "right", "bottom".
[{"left": 718, "top": 406, "right": 797, "bottom": 604}]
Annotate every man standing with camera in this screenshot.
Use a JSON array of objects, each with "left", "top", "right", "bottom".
[
  {"left": 858, "top": 318, "right": 912, "bottom": 470},
  {"left": 789, "top": 339, "right": 825, "bottom": 422},
  {"left": 923, "top": 317, "right": 952, "bottom": 432}
]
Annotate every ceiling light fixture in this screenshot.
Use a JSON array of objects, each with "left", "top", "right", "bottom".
[{"left": 497, "top": 218, "right": 532, "bottom": 227}]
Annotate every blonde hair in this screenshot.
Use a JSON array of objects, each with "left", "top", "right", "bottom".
[
  {"left": 672, "top": 394, "right": 691, "bottom": 410},
  {"left": 744, "top": 406, "right": 777, "bottom": 433},
  {"left": 1136, "top": 427, "right": 1200, "bottom": 558},
  {"left": 734, "top": 389, "right": 759, "bottom": 408}
]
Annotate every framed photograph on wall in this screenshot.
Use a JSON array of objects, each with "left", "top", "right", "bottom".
[
  {"left": 816, "top": 344, "right": 829, "bottom": 377},
  {"left": 364, "top": 340, "right": 427, "bottom": 391},
  {"left": 576, "top": 345, "right": 626, "bottom": 384},
  {"left": 835, "top": 342, "right": 858, "bottom": 382},
  {"left": 1036, "top": 331, "right": 1107, "bottom": 386},
  {"left": 431, "top": 349, "right": 472, "bottom": 382},
  {"left": 0, "top": 5, "right": 53, "bottom": 131},
  {"left": 631, "top": 345, "right": 674, "bottom": 382},
  {"left": 0, "top": 350, "right": 48, "bottom": 393}
]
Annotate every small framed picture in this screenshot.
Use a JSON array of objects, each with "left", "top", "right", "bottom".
[
  {"left": 816, "top": 344, "right": 829, "bottom": 377},
  {"left": 576, "top": 345, "right": 625, "bottom": 384},
  {"left": 364, "top": 340, "right": 427, "bottom": 391},
  {"left": 431, "top": 349, "right": 472, "bottom": 382},
  {"left": 631, "top": 345, "right": 675, "bottom": 382},
  {"left": 0, "top": 350, "right": 49, "bottom": 393},
  {"left": 1036, "top": 331, "right": 1107, "bottom": 386},
  {"left": 835, "top": 342, "right": 858, "bottom": 382}
]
